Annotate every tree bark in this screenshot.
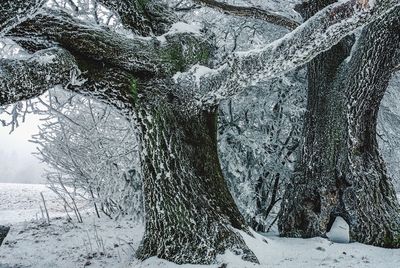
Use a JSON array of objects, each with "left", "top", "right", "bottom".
[
  {"left": 134, "top": 84, "right": 258, "bottom": 264},
  {"left": 193, "top": 0, "right": 300, "bottom": 30},
  {"left": 0, "top": 225, "right": 10, "bottom": 246},
  {"left": 98, "top": 0, "right": 176, "bottom": 36},
  {"left": 0, "top": 48, "right": 77, "bottom": 105},
  {"left": 340, "top": 9, "right": 400, "bottom": 246},
  {"left": 279, "top": 4, "right": 400, "bottom": 247}
]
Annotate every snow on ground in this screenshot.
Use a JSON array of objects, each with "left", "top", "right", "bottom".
[
  {"left": 0, "top": 183, "right": 63, "bottom": 225},
  {"left": 1, "top": 183, "right": 400, "bottom": 268},
  {"left": 0, "top": 183, "right": 87, "bottom": 225}
]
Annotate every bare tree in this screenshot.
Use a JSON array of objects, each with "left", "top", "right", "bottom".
[
  {"left": 218, "top": 68, "right": 305, "bottom": 232},
  {"left": 31, "top": 89, "right": 143, "bottom": 220}
]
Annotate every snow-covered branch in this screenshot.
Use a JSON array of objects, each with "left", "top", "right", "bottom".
[
  {"left": 193, "top": 0, "right": 300, "bottom": 30},
  {"left": 97, "top": 0, "right": 177, "bottom": 36},
  {"left": 5, "top": 10, "right": 163, "bottom": 76},
  {"left": 190, "top": 0, "right": 399, "bottom": 107},
  {"left": 0, "top": 47, "right": 76, "bottom": 106},
  {"left": 2, "top": 0, "right": 397, "bottom": 112},
  {"left": 0, "top": 0, "right": 45, "bottom": 34},
  {"left": 5, "top": 9, "right": 209, "bottom": 77}
]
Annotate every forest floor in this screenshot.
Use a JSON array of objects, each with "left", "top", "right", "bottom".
[{"left": 1, "top": 183, "right": 400, "bottom": 268}]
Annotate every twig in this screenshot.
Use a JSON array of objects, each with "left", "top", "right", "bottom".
[{"left": 40, "top": 192, "right": 51, "bottom": 225}]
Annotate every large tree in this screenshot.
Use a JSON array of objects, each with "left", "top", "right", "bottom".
[
  {"left": 0, "top": 0, "right": 398, "bottom": 264},
  {"left": 279, "top": 1, "right": 400, "bottom": 247}
]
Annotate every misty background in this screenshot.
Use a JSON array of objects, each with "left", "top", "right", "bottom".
[{"left": 0, "top": 113, "right": 46, "bottom": 184}]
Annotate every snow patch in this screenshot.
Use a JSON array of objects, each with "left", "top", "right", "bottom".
[
  {"left": 326, "top": 216, "right": 350, "bottom": 244},
  {"left": 192, "top": 64, "right": 213, "bottom": 86},
  {"left": 169, "top": 22, "right": 202, "bottom": 35},
  {"left": 157, "top": 22, "right": 202, "bottom": 43},
  {"left": 33, "top": 54, "right": 57, "bottom": 65},
  {"left": 368, "top": 0, "right": 376, "bottom": 8},
  {"left": 2, "top": 184, "right": 400, "bottom": 267}
]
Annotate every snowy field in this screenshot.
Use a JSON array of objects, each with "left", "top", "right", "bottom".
[
  {"left": 1, "top": 183, "right": 400, "bottom": 268},
  {"left": 0, "top": 183, "right": 66, "bottom": 225}
]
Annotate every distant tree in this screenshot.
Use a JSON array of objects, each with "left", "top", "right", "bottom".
[{"left": 0, "top": 0, "right": 397, "bottom": 264}]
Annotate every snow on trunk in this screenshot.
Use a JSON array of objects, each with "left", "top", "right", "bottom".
[{"left": 134, "top": 85, "right": 258, "bottom": 264}]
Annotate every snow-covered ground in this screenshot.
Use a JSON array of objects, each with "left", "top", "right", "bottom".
[
  {"left": 0, "top": 183, "right": 66, "bottom": 225},
  {"left": 1, "top": 183, "right": 400, "bottom": 268}
]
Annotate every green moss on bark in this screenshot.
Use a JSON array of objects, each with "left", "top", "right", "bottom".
[
  {"left": 161, "top": 35, "right": 211, "bottom": 73},
  {"left": 383, "top": 232, "right": 400, "bottom": 247}
]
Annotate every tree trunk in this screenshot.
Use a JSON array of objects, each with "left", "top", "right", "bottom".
[
  {"left": 279, "top": 5, "right": 400, "bottom": 247},
  {"left": 0, "top": 225, "right": 10, "bottom": 246},
  {"left": 339, "top": 10, "right": 400, "bottom": 246},
  {"left": 134, "top": 87, "right": 258, "bottom": 264},
  {"left": 278, "top": 0, "right": 352, "bottom": 239},
  {"left": 278, "top": 42, "right": 351, "bottom": 238}
]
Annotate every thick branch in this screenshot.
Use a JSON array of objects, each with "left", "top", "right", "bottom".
[
  {"left": 6, "top": 10, "right": 162, "bottom": 77},
  {"left": 97, "top": 0, "right": 177, "bottom": 36},
  {"left": 6, "top": 10, "right": 210, "bottom": 78},
  {"left": 0, "top": 48, "right": 76, "bottom": 106},
  {"left": 68, "top": 65, "right": 136, "bottom": 112},
  {"left": 193, "top": 0, "right": 300, "bottom": 30},
  {"left": 0, "top": 0, "right": 44, "bottom": 33},
  {"left": 186, "top": 0, "right": 399, "bottom": 107}
]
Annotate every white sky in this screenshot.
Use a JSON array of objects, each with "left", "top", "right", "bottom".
[{"left": 0, "top": 113, "right": 46, "bottom": 184}]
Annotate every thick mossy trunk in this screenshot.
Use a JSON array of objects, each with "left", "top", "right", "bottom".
[
  {"left": 134, "top": 92, "right": 258, "bottom": 264},
  {"left": 279, "top": 5, "right": 400, "bottom": 247}
]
